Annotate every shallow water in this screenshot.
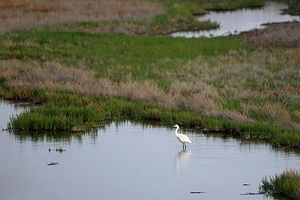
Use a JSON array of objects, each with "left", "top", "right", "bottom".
[
  {"left": 1, "top": 101, "right": 300, "bottom": 200},
  {"left": 172, "top": 2, "right": 300, "bottom": 38}
]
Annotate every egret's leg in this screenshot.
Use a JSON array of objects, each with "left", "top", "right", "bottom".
[{"left": 182, "top": 143, "right": 184, "bottom": 149}]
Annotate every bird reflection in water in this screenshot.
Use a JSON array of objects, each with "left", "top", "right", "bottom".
[{"left": 176, "top": 149, "right": 192, "bottom": 177}]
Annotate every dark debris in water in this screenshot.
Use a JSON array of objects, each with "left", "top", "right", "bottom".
[
  {"left": 240, "top": 192, "right": 265, "bottom": 195},
  {"left": 190, "top": 191, "right": 206, "bottom": 194},
  {"left": 47, "top": 162, "right": 59, "bottom": 166},
  {"left": 243, "top": 183, "right": 251, "bottom": 186},
  {"left": 48, "top": 147, "right": 66, "bottom": 153},
  {"left": 55, "top": 147, "right": 66, "bottom": 153}
]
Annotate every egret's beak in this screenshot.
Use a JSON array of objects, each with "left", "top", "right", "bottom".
[{"left": 173, "top": 125, "right": 176, "bottom": 128}]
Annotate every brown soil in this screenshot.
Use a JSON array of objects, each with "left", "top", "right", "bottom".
[{"left": 240, "top": 21, "right": 300, "bottom": 47}]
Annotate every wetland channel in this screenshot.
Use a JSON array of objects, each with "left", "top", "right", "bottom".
[{"left": 172, "top": 1, "right": 300, "bottom": 38}]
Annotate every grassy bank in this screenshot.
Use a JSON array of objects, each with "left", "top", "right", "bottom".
[
  {"left": 203, "top": 0, "right": 300, "bottom": 13},
  {"left": 0, "top": 29, "right": 299, "bottom": 148},
  {"left": 203, "top": 0, "right": 266, "bottom": 11},
  {"left": 260, "top": 170, "right": 300, "bottom": 199},
  {"left": 1, "top": 84, "right": 300, "bottom": 148}
]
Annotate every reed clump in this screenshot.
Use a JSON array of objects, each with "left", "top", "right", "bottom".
[{"left": 260, "top": 170, "right": 300, "bottom": 200}]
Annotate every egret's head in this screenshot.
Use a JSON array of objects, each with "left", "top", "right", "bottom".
[{"left": 173, "top": 124, "right": 179, "bottom": 128}]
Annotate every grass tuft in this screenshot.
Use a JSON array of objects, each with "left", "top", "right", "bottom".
[{"left": 260, "top": 170, "right": 300, "bottom": 200}]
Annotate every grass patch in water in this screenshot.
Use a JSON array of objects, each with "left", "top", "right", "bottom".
[
  {"left": 260, "top": 170, "right": 300, "bottom": 200},
  {"left": 2, "top": 84, "right": 300, "bottom": 149}
]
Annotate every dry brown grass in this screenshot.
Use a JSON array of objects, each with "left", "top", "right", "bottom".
[
  {"left": 261, "top": 103, "right": 295, "bottom": 126},
  {"left": 0, "top": 0, "right": 58, "bottom": 12},
  {"left": 0, "top": 59, "right": 254, "bottom": 123},
  {"left": 295, "top": 111, "right": 300, "bottom": 119},
  {"left": 0, "top": 0, "right": 164, "bottom": 34},
  {"left": 157, "top": 48, "right": 300, "bottom": 129},
  {"left": 240, "top": 22, "right": 300, "bottom": 47}
]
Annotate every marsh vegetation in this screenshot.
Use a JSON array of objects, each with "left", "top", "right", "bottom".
[
  {"left": 260, "top": 170, "right": 300, "bottom": 199},
  {"left": 0, "top": 0, "right": 300, "bottom": 199},
  {"left": 0, "top": 28, "right": 299, "bottom": 148}
]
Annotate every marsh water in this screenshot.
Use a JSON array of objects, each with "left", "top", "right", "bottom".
[
  {"left": 1, "top": 101, "right": 300, "bottom": 200},
  {"left": 172, "top": 1, "right": 300, "bottom": 38}
]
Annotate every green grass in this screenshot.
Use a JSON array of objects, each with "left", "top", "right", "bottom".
[
  {"left": 260, "top": 170, "right": 300, "bottom": 200},
  {"left": 3, "top": 87, "right": 205, "bottom": 131},
  {"left": 146, "top": 0, "right": 220, "bottom": 33},
  {"left": 151, "top": 0, "right": 216, "bottom": 31},
  {"left": 0, "top": 29, "right": 243, "bottom": 86}
]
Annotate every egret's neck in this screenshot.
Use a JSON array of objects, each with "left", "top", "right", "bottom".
[{"left": 175, "top": 127, "right": 179, "bottom": 135}]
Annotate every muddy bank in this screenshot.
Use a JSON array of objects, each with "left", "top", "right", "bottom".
[
  {"left": 282, "top": 9, "right": 300, "bottom": 16},
  {"left": 240, "top": 21, "right": 300, "bottom": 47}
]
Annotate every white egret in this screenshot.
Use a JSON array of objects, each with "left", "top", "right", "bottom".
[{"left": 173, "top": 124, "right": 192, "bottom": 149}]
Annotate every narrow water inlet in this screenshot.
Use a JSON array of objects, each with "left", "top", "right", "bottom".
[
  {"left": 1, "top": 101, "right": 300, "bottom": 200},
  {"left": 172, "top": 2, "right": 300, "bottom": 38}
]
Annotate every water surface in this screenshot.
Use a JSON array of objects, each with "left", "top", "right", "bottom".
[
  {"left": 1, "top": 101, "right": 300, "bottom": 200},
  {"left": 172, "top": 2, "right": 300, "bottom": 38}
]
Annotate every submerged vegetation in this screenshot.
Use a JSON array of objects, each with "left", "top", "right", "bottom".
[{"left": 260, "top": 170, "right": 300, "bottom": 199}]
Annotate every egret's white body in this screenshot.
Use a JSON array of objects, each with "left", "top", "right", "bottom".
[{"left": 173, "top": 124, "right": 192, "bottom": 149}]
